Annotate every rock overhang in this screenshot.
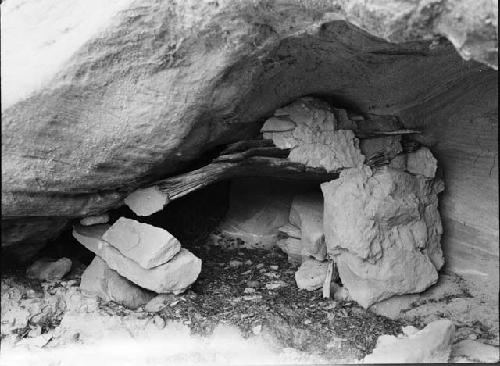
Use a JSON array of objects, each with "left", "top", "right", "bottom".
[{"left": 1, "top": 1, "right": 497, "bottom": 296}]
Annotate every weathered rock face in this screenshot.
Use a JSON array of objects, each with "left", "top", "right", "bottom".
[
  {"left": 1, "top": 0, "right": 498, "bottom": 296},
  {"left": 321, "top": 166, "right": 445, "bottom": 307}
]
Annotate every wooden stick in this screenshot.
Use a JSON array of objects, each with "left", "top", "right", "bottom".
[{"left": 323, "top": 259, "right": 334, "bottom": 299}]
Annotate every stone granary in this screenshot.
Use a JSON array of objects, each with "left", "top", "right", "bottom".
[{"left": 1, "top": 0, "right": 498, "bottom": 364}]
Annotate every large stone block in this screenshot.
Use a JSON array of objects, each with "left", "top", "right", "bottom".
[
  {"left": 80, "top": 256, "right": 154, "bottom": 309},
  {"left": 102, "top": 217, "right": 180, "bottom": 269},
  {"left": 73, "top": 224, "right": 201, "bottom": 294},
  {"left": 321, "top": 166, "right": 445, "bottom": 308}
]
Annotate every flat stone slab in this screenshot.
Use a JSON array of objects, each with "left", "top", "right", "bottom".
[
  {"left": 73, "top": 224, "right": 201, "bottom": 294},
  {"left": 80, "top": 214, "right": 109, "bottom": 226},
  {"left": 102, "top": 217, "right": 180, "bottom": 269},
  {"left": 124, "top": 186, "right": 169, "bottom": 216}
]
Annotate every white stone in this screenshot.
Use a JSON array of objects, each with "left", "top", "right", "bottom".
[
  {"left": 102, "top": 217, "right": 181, "bottom": 269},
  {"left": 80, "top": 256, "right": 154, "bottom": 309},
  {"left": 73, "top": 224, "right": 201, "bottom": 294},
  {"left": 144, "top": 294, "right": 177, "bottom": 312},
  {"left": 229, "top": 260, "right": 243, "bottom": 268},
  {"left": 260, "top": 117, "right": 296, "bottom": 132},
  {"left": 406, "top": 147, "right": 438, "bottom": 178},
  {"left": 363, "top": 319, "right": 455, "bottom": 363},
  {"left": 451, "top": 340, "right": 499, "bottom": 363},
  {"left": 80, "top": 214, "right": 109, "bottom": 226},
  {"left": 124, "top": 186, "right": 169, "bottom": 216},
  {"left": 289, "top": 192, "right": 326, "bottom": 261},
  {"left": 26, "top": 258, "right": 72, "bottom": 281},
  {"left": 321, "top": 166, "right": 445, "bottom": 308},
  {"left": 295, "top": 258, "right": 329, "bottom": 291}
]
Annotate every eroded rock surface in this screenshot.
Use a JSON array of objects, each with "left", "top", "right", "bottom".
[{"left": 321, "top": 166, "right": 445, "bottom": 308}]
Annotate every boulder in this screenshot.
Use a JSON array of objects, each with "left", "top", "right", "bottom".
[
  {"left": 26, "top": 258, "right": 72, "bottom": 281},
  {"left": 73, "top": 224, "right": 201, "bottom": 294},
  {"left": 363, "top": 319, "right": 455, "bottom": 363},
  {"left": 294, "top": 258, "right": 329, "bottom": 291},
  {"left": 289, "top": 192, "right": 327, "bottom": 261},
  {"left": 451, "top": 340, "right": 500, "bottom": 363},
  {"left": 102, "top": 217, "right": 180, "bottom": 269},
  {"left": 80, "top": 256, "right": 154, "bottom": 309},
  {"left": 124, "top": 186, "right": 169, "bottom": 217},
  {"left": 406, "top": 147, "right": 438, "bottom": 178},
  {"left": 321, "top": 166, "right": 445, "bottom": 308},
  {"left": 80, "top": 214, "right": 109, "bottom": 226}
]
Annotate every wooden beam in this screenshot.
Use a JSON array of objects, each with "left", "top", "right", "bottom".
[{"left": 155, "top": 156, "right": 338, "bottom": 202}]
